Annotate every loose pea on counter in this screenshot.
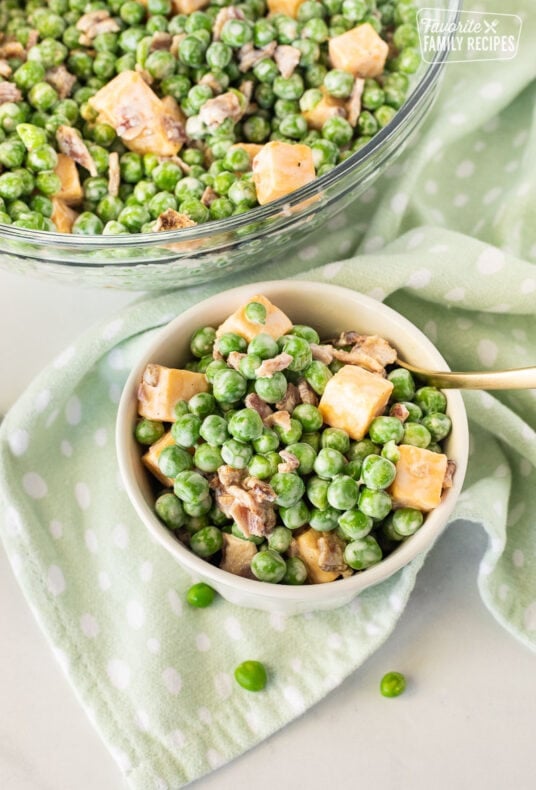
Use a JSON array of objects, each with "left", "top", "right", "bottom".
[
  {"left": 135, "top": 294, "right": 456, "bottom": 585},
  {"left": 0, "top": 0, "right": 419, "bottom": 234}
]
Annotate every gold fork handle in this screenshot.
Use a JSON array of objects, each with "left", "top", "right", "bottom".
[{"left": 396, "top": 360, "right": 536, "bottom": 390}]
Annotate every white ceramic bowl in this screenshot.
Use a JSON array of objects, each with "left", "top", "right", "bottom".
[{"left": 117, "top": 281, "right": 469, "bottom": 614}]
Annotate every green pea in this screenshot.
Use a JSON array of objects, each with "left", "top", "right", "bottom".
[
  {"left": 324, "top": 68, "right": 354, "bottom": 98},
  {"left": 309, "top": 505, "right": 339, "bottom": 531},
  {"left": 217, "top": 332, "right": 247, "bottom": 357},
  {"left": 231, "top": 522, "right": 264, "bottom": 544},
  {"left": 72, "top": 211, "right": 103, "bottom": 235},
  {"left": 387, "top": 367, "right": 415, "bottom": 400},
  {"left": 199, "top": 414, "right": 228, "bottom": 446},
  {"left": 267, "top": 526, "right": 292, "bottom": 553},
  {"left": 381, "top": 440, "right": 400, "bottom": 464},
  {"left": 321, "top": 427, "right": 350, "bottom": 454},
  {"left": 270, "top": 472, "right": 305, "bottom": 507},
  {"left": 314, "top": 447, "right": 346, "bottom": 479},
  {"left": 155, "top": 492, "right": 186, "bottom": 529},
  {"left": 255, "top": 372, "right": 288, "bottom": 404},
  {"left": 303, "top": 360, "right": 332, "bottom": 395},
  {"left": 344, "top": 535, "right": 382, "bottom": 570},
  {"left": 189, "top": 326, "right": 216, "bottom": 358},
  {"left": 327, "top": 474, "right": 359, "bottom": 510},
  {"left": 279, "top": 500, "right": 310, "bottom": 529},
  {"left": 361, "top": 455, "right": 396, "bottom": 490},
  {"left": 391, "top": 401, "right": 422, "bottom": 422},
  {"left": 292, "top": 325, "right": 320, "bottom": 344},
  {"left": 221, "top": 438, "right": 253, "bottom": 468},
  {"left": 251, "top": 548, "right": 286, "bottom": 583},
  {"left": 414, "top": 387, "right": 447, "bottom": 414},
  {"left": 135, "top": 418, "right": 165, "bottom": 445},
  {"left": 171, "top": 414, "right": 201, "bottom": 448},
  {"left": 190, "top": 526, "right": 223, "bottom": 558},
  {"left": 205, "top": 359, "right": 227, "bottom": 383},
  {"left": 306, "top": 475, "right": 330, "bottom": 509},
  {"left": 273, "top": 417, "right": 302, "bottom": 446},
  {"left": 292, "top": 403, "right": 323, "bottom": 432},
  {"left": 338, "top": 509, "right": 373, "bottom": 540},
  {"left": 188, "top": 392, "right": 215, "bottom": 419},
  {"left": 174, "top": 470, "right": 210, "bottom": 503},
  {"left": 247, "top": 454, "right": 273, "bottom": 480},
  {"left": 244, "top": 301, "right": 267, "bottom": 325},
  {"left": 186, "top": 582, "right": 215, "bottom": 607},
  {"left": 358, "top": 488, "right": 392, "bottom": 520},
  {"left": 421, "top": 412, "right": 452, "bottom": 442},
  {"left": 283, "top": 557, "right": 308, "bottom": 585},
  {"left": 380, "top": 671, "right": 406, "bottom": 698},
  {"left": 392, "top": 508, "right": 424, "bottom": 537},
  {"left": 239, "top": 353, "right": 262, "bottom": 380},
  {"left": 158, "top": 445, "right": 193, "bottom": 478},
  {"left": 402, "top": 422, "right": 432, "bottom": 448},
  {"left": 183, "top": 494, "right": 213, "bottom": 517},
  {"left": 212, "top": 368, "right": 247, "bottom": 403},
  {"left": 279, "top": 335, "right": 313, "bottom": 371},
  {"left": 253, "top": 428, "right": 279, "bottom": 454},
  {"left": 234, "top": 659, "right": 267, "bottom": 691},
  {"left": 347, "top": 439, "right": 380, "bottom": 463},
  {"left": 173, "top": 400, "right": 190, "bottom": 419},
  {"left": 228, "top": 407, "right": 264, "bottom": 442},
  {"left": 193, "top": 444, "right": 222, "bottom": 473},
  {"left": 221, "top": 18, "right": 253, "bottom": 48},
  {"left": 285, "top": 442, "right": 316, "bottom": 475}
]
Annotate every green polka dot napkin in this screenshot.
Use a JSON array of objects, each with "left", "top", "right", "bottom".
[{"left": 1, "top": 2, "right": 535, "bottom": 787}]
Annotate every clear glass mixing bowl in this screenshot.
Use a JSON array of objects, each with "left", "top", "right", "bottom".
[{"left": 0, "top": 0, "right": 459, "bottom": 290}]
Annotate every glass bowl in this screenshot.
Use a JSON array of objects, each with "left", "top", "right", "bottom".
[{"left": 0, "top": 0, "right": 460, "bottom": 290}]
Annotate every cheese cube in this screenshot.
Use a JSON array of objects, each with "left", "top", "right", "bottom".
[
  {"left": 220, "top": 533, "right": 257, "bottom": 577},
  {"left": 54, "top": 153, "right": 83, "bottom": 205},
  {"left": 294, "top": 529, "right": 339, "bottom": 584},
  {"left": 138, "top": 364, "right": 209, "bottom": 422},
  {"left": 90, "top": 71, "right": 184, "bottom": 157},
  {"left": 141, "top": 431, "right": 176, "bottom": 486},
  {"left": 172, "top": 0, "right": 209, "bottom": 12},
  {"left": 303, "top": 88, "right": 346, "bottom": 131},
  {"left": 389, "top": 445, "right": 448, "bottom": 512},
  {"left": 216, "top": 293, "right": 293, "bottom": 342},
  {"left": 252, "top": 141, "right": 315, "bottom": 206},
  {"left": 51, "top": 198, "right": 78, "bottom": 233},
  {"left": 329, "top": 23, "right": 389, "bottom": 78},
  {"left": 319, "top": 365, "right": 393, "bottom": 441},
  {"left": 267, "top": 0, "right": 305, "bottom": 17}
]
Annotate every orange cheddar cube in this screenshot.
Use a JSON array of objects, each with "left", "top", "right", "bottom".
[
  {"left": 329, "top": 23, "right": 389, "bottom": 78},
  {"left": 90, "top": 71, "right": 184, "bottom": 157},
  {"left": 54, "top": 153, "right": 83, "bottom": 205},
  {"left": 252, "top": 141, "right": 315, "bottom": 206},
  {"left": 216, "top": 293, "right": 293, "bottom": 342},
  {"left": 294, "top": 529, "right": 339, "bottom": 584},
  {"left": 389, "top": 445, "right": 448, "bottom": 512},
  {"left": 141, "top": 431, "right": 176, "bottom": 487},
  {"left": 319, "top": 365, "right": 393, "bottom": 441},
  {"left": 138, "top": 363, "right": 209, "bottom": 422},
  {"left": 51, "top": 198, "right": 78, "bottom": 233},
  {"left": 172, "top": 0, "right": 209, "bottom": 12},
  {"left": 303, "top": 88, "right": 346, "bottom": 131},
  {"left": 267, "top": 0, "right": 305, "bottom": 16}
]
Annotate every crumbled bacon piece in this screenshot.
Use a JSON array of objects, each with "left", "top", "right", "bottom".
[
  {"left": 331, "top": 335, "right": 397, "bottom": 374},
  {"left": 318, "top": 533, "right": 348, "bottom": 573},
  {"left": 170, "top": 34, "right": 187, "bottom": 58},
  {"left": 390, "top": 402, "right": 409, "bottom": 423},
  {"left": 226, "top": 350, "right": 246, "bottom": 370},
  {"left": 56, "top": 125, "right": 97, "bottom": 176},
  {"left": 0, "top": 60, "right": 12, "bottom": 78},
  {"left": 278, "top": 450, "right": 300, "bottom": 474},
  {"left": 45, "top": 65, "right": 76, "bottom": 99},
  {"left": 201, "top": 185, "right": 218, "bottom": 207},
  {"left": 0, "top": 41, "right": 25, "bottom": 60},
  {"left": 346, "top": 77, "right": 365, "bottom": 127},
  {"left": 107, "top": 151, "right": 120, "bottom": 198},
  {"left": 227, "top": 483, "right": 276, "bottom": 537},
  {"left": 212, "top": 6, "right": 246, "bottom": 41},
  {"left": 245, "top": 392, "right": 273, "bottom": 420},
  {"left": 76, "top": 10, "right": 120, "bottom": 44},
  {"left": 154, "top": 209, "right": 196, "bottom": 231},
  {"left": 297, "top": 378, "right": 318, "bottom": 406},
  {"left": 134, "top": 64, "right": 154, "bottom": 85},
  {"left": 151, "top": 32, "right": 172, "bottom": 51},
  {"left": 239, "top": 79, "right": 254, "bottom": 103},
  {"left": 275, "top": 382, "right": 301, "bottom": 413},
  {"left": 0, "top": 82, "right": 21, "bottom": 104},
  {"left": 243, "top": 476, "right": 277, "bottom": 504},
  {"left": 334, "top": 330, "right": 361, "bottom": 347},
  {"left": 217, "top": 465, "right": 246, "bottom": 488},
  {"left": 238, "top": 41, "right": 277, "bottom": 72},
  {"left": 199, "top": 92, "right": 243, "bottom": 129},
  {"left": 264, "top": 410, "right": 291, "bottom": 432},
  {"left": 274, "top": 45, "right": 301, "bottom": 79},
  {"left": 442, "top": 460, "right": 456, "bottom": 490},
  {"left": 199, "top": 72, "right": 225, "bottom": 95},
  {"left": 310, "top": 343, "right": 334, "bottom": 365},
  {"left": 162, "top": 114, "right": 186, "bottom": 144},
  {"left": 26, "top": 30, "right": 39, "bottom": 51},
  {"left": 255, "top": 352, "right": 293, "bottom": 378}
]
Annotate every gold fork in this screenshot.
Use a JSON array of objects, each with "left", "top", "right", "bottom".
[{"left": 396, "top": 361, "right": 536, "bottom": 390}]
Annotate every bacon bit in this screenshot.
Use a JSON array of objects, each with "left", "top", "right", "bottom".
[
  {"left": 318, "top": 533, "right": 348, "bottom": 573},
  {"left": 390, "top": 402, "right": 409, "bottom": 423},
  {"left": 275, "top": 382, "right": 301, "bottom": 413},
  {"left": 355, "top": 335, "right": 397, "bottom": 367},
  {"left": 274, "top": 44, "right": 301, "bottom": 79},
  {"left": 220, "top": 533, "right": 257, "bottom": 577},
  {"left": 310, "top": 343, "right": 334, "bottom": 365},
  {"left": 199, "top": 92, "right": 243, "bottom": 130},
  {"left": 0, "top": 60, "right": 12, "bottom": 78},
  {"left": 226, "top": 350, "right": 246, "bottom": 370},
  {"left": 287, "top": 538, "right": 300, "bottom": 558},
  {"left": 45, "top": 65, "right": 76, "bottom": 99},
  {"left": 170, "top": 33, "right": 187, "bottom": 58},
  {"left": 243, "top": 476, "right": 277, "bottom": 504},
  {"left": 0, "top": 82, "right": 21, "bottom": 104},
  {"left": 212, "top": 345, "right": 224, "bottom": 361},
  {"left": 443, "top": 460, "right": 456, "bottom": 490},
  {"left": 346, "top": 77, "right": 365, "bottom": 127},
  {"left": 245, "top": 392, "right": 273, "bottom": 420},
  {"left": 76, "top": 10, "right": 120, "bottom": 43},
  {"left": 332, "top": 346, "right": 384, "bottom": 373},
  {"left": 239, "top": 79, "right": 254, "bottom": 103},
  {"left": 255, "top": 352, "right": 293, "bottom": 378},
  {"left": 264, "top": 410, "right": 291, "bottom": 432},
  {"left": 56, "top": 125, "right": 97, "bottom": 177},
  {"left": 113, "top": 105, "right": 144, "bottom": 140},
  {"left": 278, "top": 450, "right": 300, "bottom": 474},
  {"left": 297, "top": 378, "right": 318, "bottom": 406},
  {"left": 107, "top": 151, "right": 120, "bottom": 198},
  {"left": 333, "top": 330, "right": 360, "bottom": 347},
  {"left": 162, "top": 114, "right": 186, "bottom": 144},
  {"left": 154, "top": 209, "right": 196, "bottom": 231},
  {"left": 238, "top": 41, "right": 277, "bottom": 72},
  {"left": 151, "top": 32, "right": 172, "bottom": 51},
  {"left": 26, "top": 30, "right": 39, "bottom": 52},
  {"left": 212, "top": 6, "right": 246, "bottom": 41},
  {"left": 199, "top": 72, "right": 224, "bottom": 95},
  {"left": 0, "top": 41, "right": 25, "bottom": 60},
  {"left": 227, "top": 484, "right": 276, "bottom": 537},
  {"left": 201, "top": 185, "right": 218, "bottom": 207}
]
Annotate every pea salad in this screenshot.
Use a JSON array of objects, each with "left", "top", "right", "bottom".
[
  {"left": 135, "top": 294, "right": 455, "bottom": 585},
  {"left": 0, "top": 0, "right": 419, "bottom": 234}
]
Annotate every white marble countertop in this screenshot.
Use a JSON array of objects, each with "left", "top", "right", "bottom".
[{"left": 1, "top": 269, "right": 535, "bottom": 790}]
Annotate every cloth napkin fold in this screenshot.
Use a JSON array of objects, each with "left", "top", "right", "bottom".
[{"left": 1, "top": 1, "right": 535, "bottom": 787}]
